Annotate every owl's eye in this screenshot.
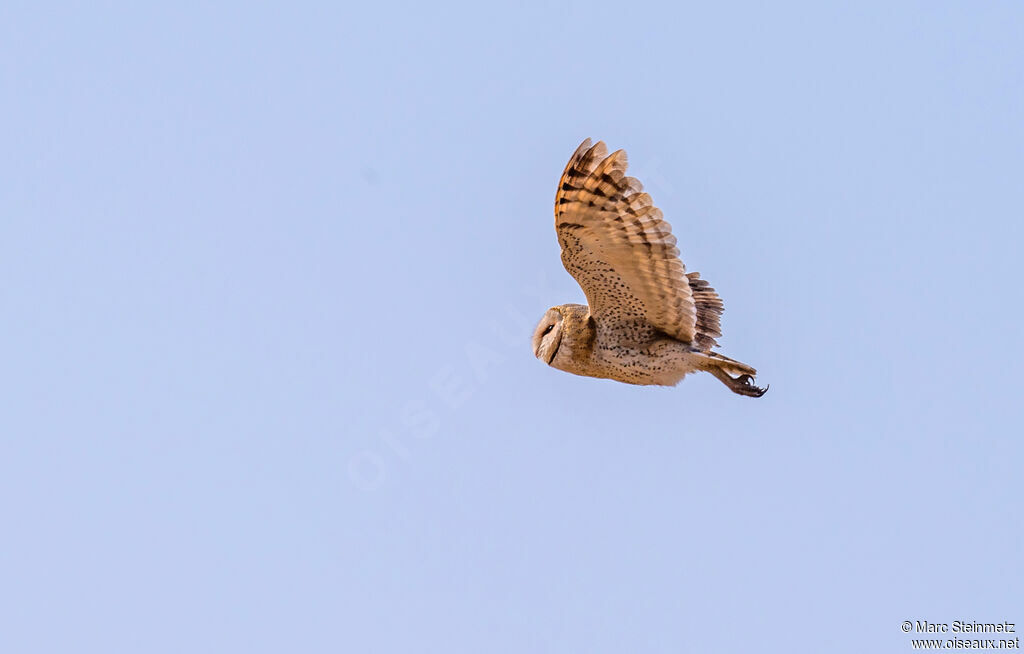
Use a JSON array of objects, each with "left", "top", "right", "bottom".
[{"left": 543, "top": 324, "right": 554, "bottom": 335}]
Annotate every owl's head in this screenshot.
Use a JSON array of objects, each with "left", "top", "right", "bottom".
[{"left": 532, "top": 307, "right": 565, "bottom": 366}]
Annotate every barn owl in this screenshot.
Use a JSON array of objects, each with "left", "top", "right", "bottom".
[{"left": 532, "top": 139, "right": 767, "bottom": 397}]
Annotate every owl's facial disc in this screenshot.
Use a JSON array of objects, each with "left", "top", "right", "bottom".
[{"left": 531, "top": 308, "right": 563, "bottom": 365}]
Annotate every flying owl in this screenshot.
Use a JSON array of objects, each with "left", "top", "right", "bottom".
[{"left": 532, "top": 139, "right": 767, "bottom": 397}]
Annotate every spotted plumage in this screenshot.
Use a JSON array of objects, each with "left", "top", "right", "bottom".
[{"left": 532, "top": 139, "right": 767, "bottom": 397}]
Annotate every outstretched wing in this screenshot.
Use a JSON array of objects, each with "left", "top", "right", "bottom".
[{"left": 554, "top": 139, "right": 722, "bottom": 347}]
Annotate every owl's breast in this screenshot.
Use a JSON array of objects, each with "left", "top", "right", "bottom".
[{"left": 584, "top": 328, "right": 703, "bottom": 386}]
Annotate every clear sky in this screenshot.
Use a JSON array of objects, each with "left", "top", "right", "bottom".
[{"left": 2, "top": 2, "right": 1022, "bottom": 653}]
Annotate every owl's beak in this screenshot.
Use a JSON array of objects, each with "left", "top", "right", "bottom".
[{"left": 548, "top": 338, "right": 560, "bottom": 365}]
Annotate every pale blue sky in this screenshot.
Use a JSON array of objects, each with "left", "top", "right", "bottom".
[{"left": 2, "top": 2, "right": 1022, "bottom": 653}]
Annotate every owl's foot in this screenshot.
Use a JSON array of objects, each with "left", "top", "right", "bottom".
[
  {"left": 708, "top": 368, "right": 768, "bottom": 398},
  {"left": 733, "top": 374, "right": 768, "bottom": 397}
]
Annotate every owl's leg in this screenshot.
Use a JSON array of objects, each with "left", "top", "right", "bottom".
[{"left": 706, "top": 367, "right": 768, "bottom": 398}]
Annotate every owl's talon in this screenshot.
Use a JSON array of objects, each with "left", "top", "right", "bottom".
[{"left": 734, "top": 375, "right": 766, "bottom": 397}]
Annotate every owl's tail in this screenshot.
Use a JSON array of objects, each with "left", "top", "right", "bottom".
[{"left": 696, "top": 351, "right": 767, "bottom": 398}]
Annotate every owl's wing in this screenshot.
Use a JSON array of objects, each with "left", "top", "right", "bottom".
[{"left": 554, "top": 139, "right": 722, "bottom": 347}]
